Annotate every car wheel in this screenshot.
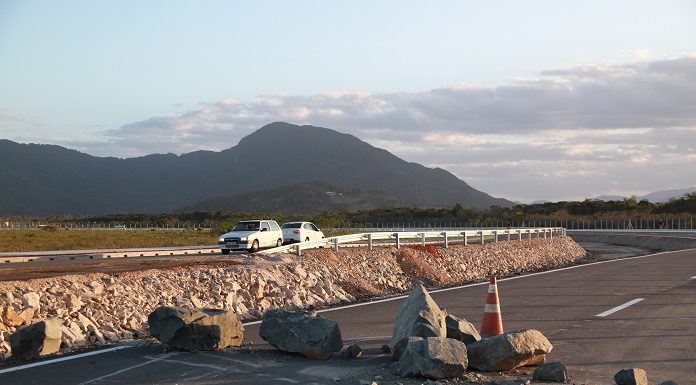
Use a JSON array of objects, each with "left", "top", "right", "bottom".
[
  {"left": 221, "top": 249, "right": 230, "bottom": 255},
  {"left": 305, "top": 237, "right": 310, "bottom": 242},
  {"left": 276, "top": 239, "right": 282, "bottom": 247},
  {"left": 249, "top": 240, "right": 259, "bottom": 253}
]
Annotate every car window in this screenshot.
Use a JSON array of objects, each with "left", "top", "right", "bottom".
[
  {"left": 281, "top": 223, "right": 301, "bottom": 229},
  {"left": 260, "top": 221, "right": 270, "bottom": 231},
  {"left": 232, "top": 221, "right": 260, "bottom": 231},
  {"left": 310, "top": 224, "right": 319, "bottom": 231},
  {"left": 270, "top": 221, "right": 280, "bottom": 231}
]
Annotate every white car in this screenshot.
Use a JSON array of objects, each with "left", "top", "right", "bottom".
[
  {"left": 281, "top": 221, "right": 325, "bottom": 244},
  {"left": 218, "top": 220, "right": 283, "bottom": 254}
]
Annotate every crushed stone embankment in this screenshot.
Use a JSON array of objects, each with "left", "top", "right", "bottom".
[{"left": 0, "top": 237, "right": 585, "bottom": 359}]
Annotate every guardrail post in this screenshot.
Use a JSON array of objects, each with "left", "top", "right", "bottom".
[
  {"left": 421, "top": 232, "right": 426, "bottom": 246},
  {"left": 368, "top": 233, "right": 373, "bottom": 251},
  {"left": 443, "top": 232, "right": 448, "bottom": 248},
  {"left": 462, "top": 232, "right": 468, "bottom": 245},
  {"left": 549, "top": 228, "right": 553, "bottom": 240},
  {"left": 395, "top": 233, "right": 400, "bottom": 249},
  {"left": 333, "top": 238, "right": 339, "bottom": 252},
  {"left": 528, "top": 230, "right": 532, "bottom": 241},
  {"left": 480, "top": 231, "right": 484, "bottom": 245},
  {"left": 493, "top": 230, "right": 498, "bottom": 243},
  {"left": 295, "top": 244, "right": 301, "bottom": 256},
  {"left": 518, "top": 230, "right": 522, "bottom": 241}
]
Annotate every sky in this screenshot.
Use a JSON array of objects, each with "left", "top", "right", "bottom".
[{"left": 1, "top": 0, "right": 695, "bottom": 203}]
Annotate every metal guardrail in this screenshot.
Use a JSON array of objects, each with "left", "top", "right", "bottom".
[{"left": 259, "top": 227, "right": 566, "bottom": 256}]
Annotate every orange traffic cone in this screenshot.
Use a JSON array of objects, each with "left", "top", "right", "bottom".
[{"left": 480, "top": 276, "right": 504, "bottom": 337}]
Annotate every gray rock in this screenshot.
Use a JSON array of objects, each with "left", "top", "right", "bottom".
[
  {"left": 533, "top": 361, "right": 567, "bottom": 382},
  {"left": 148, "top": 306, "right": 243, "bottom": 351},
  {"left": 445, "top": 314, "right": 481, "bottom": 345},
  {"left": 9, "top": 319, "right": 62, "bottom": 360},
  {"left": 614, "top": 368, "right": 648, "bottom": 385},
  {"left": 381, "top": 344, "right": 391, "bottom": 353},
  {"left": 390, "top": 337, "right": 468, "bottom": 379},
  {"left": 391, "top": 284, "right": 447, "bottom": 360},
  {"left": 467, "top": 329, "right": 552, "bottom": 372},
  {"left": 259, "top": 309, "right": 342, "bottom": 359},
  {"left": 341, "top": 343, "right": 363, "bottom": 358}
]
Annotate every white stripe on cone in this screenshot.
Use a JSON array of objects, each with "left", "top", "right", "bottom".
[
  {"left": 487, "top": 285, "right": 497, "bottom": 293},
  {"left": 484, "top": 303, "right": 500, "bottom": 313}
]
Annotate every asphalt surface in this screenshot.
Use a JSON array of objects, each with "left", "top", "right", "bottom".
[{"left": 1, "top": 247, "right": 695, "bottom": 385}]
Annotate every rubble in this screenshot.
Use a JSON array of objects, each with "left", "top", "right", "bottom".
[{"left": 0, "top": 237, "right": 585, "bottom": 359}]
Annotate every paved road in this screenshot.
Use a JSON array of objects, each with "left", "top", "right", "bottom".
[{"left": 2, "top": 247, "right": 694, "bottom": 385}]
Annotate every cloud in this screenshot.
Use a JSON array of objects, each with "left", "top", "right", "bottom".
[{"left": 94, "top": 55, "right": 696, "bottom": 201}]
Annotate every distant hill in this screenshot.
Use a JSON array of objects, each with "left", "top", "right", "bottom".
[
  {"left": 593, "top": 187, "right": 696, "bottom": 203},
  {"left": 0, "top": 122, "right": 511, "bottom": 215},
  {"left": 640, "top": 187, "right": 696, "bottom": 202}
]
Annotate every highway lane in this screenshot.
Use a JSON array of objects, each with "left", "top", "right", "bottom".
[{"left": 1, "top": 247, "right": 694, "bottom": 384}]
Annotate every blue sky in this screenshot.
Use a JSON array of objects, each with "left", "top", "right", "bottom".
[{"left": 1, "top": 1, "right": 695, "bottom": 202}]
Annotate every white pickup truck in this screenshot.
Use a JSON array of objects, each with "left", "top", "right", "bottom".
[{"left": 218, "top": 219, "right": 283, "bottom": 254}]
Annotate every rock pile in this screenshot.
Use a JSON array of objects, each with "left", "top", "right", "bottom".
[
  {"left": 0, "top": 237, "right": 584, "bottom": 359},
  {"left": 390, "top": 285, "right": 552, "bottom": 380},
  {"left": 390, "top": 284, "right": 447, "bottom": 360}
]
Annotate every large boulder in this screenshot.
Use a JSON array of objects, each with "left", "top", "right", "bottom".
[
  {"left": 445, "top": 314, "right": 481, "bottom": 345},
  {"left": 391, "top": 284, "right": 447, "bottom": 360},
  {"left": 467, "top": 329, "right": 552, "bottom": 372},
  {"left": 148, "top": 307, "right": 243, "bottom": 351},
  {"left": 390, "top": 337, "right": 468, "bottom": 379},
  {"left": 9, "top": 319, "right": 62, "bottom": 360},
  {"left": 614, "top": 368, "right": 648, "bottom": 385},
  {"left": 259, "top": 309, "right": 342, "bottom": 359}
]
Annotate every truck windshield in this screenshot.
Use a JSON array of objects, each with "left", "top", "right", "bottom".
[{"left": 232, "top": 221, "right": 260, "bottom": 231}]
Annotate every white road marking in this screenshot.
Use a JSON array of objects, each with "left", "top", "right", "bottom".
[
  {"left": 596, "top": 298, "right": 645, "bottom": 317},
  {"left": 0, "top": 345, "right": 133, "bottom": 375},
  {"left": 78, "top": 353, "right": 175, "bottom": 385},
  {"left": 691, "top": 275, "right": 696, "bottom": 280}
]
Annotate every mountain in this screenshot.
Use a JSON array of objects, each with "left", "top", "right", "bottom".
[
  {"left": 593, "top": 187, "right": 696, "bottom": 203},
  {"left": 0, "top": 122, "right": 511, "bottom": 216},
  {"left": 640, "top": 187, "right": 696, "bottom": 203},
  {"left": 593, "top": 195, "right": 628, "bottom": 202}
]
